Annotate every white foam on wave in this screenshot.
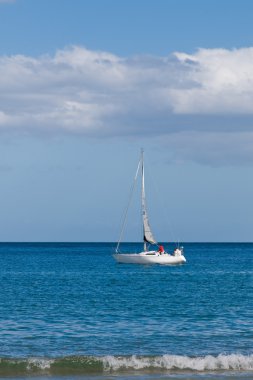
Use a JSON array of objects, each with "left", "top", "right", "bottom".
[
  {"left": 102, "top": 354, "right": 253, "bottom": 371},
  {"left": 26, "top": 357, "right": 54, "bottom": 371}
]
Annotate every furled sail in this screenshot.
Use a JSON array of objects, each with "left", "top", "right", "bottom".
[{"left": 141, "top": 153, "right": 156, "bottom": 245}]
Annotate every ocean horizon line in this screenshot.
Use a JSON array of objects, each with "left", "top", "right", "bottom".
[{"left": 0, "top": 241, "right": 253, "bottom": 244}]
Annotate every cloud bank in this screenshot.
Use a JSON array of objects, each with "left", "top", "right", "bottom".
[{"left": 1, "top": 46, "right": 253, "bottom": 164}]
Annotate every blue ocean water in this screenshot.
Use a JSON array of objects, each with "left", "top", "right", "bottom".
[{"left": 0, "top": 242, "right": 252, "bottom": 379}]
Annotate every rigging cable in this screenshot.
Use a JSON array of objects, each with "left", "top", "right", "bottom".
[
  {"left": 145, "top": 154, "right": 179, "bottom": 247},
  {"left": 116, "top": 157, "right": 141, "bottom": 253}
]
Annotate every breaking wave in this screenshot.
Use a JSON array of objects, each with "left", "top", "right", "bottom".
[{"left": 0, "top": 354, "right": 252, "bottom": 375}]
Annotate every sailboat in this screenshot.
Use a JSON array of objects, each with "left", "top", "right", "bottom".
[{"left": 113, "top": 150, "right": 186, "bottom": 265}]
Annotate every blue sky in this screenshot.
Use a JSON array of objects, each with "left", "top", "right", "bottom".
[
  {"left": 1, "top": 0, "right": 253, "bottom": 56},
  {"left": 1, "top": 0, "right": 253, "bottom": 242}
]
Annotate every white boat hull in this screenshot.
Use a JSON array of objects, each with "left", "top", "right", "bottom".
[{"left": 113, "top": 251, "right": 186, "bottom": 265}]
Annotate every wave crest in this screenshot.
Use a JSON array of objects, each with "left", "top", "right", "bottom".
[
  {"left": 0, "top": 354, "right": 252, "bottom": 375},
  {"left": 102, "top": 354, "right": 253, "bottom": 371}
]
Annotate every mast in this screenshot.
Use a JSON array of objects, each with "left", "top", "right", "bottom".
[
  {"left": 141, "top": 150, "right": 156, "bottom": 251},
  {"left": 116, "top": 150, "right": 156, "bottom": 254},
  {"left": 141, "top": 150, "right": 146, "bottom": 251}
]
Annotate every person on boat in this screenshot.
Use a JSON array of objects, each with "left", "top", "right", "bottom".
[
  {"left": 158, "top": 245, "right": 165, "bottom": 254},
  {"left": 173, "top": 247, "right": 182, "bottom": 256}
]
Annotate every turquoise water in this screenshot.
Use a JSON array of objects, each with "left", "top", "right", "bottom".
[{"left": 0, "top": 242, "right": 252, "bottom": 379}]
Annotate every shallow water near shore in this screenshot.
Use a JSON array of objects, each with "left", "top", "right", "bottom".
[{"left": 0, "top": 242, "right": 252, "bottom": 379}]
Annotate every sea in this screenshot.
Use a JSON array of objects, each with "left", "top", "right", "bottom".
[{"left": 0, "top": 242, "right": 252, "bottom": 380}]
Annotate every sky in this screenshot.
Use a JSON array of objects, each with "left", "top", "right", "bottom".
[{"left": 1, "top": 0, "right": 253, "bottom": 242}]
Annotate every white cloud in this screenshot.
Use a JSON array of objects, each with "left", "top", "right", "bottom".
[
  {"left": 1, "top": 45, "right": 253, "bottom": 164},
  {"left": 171, "top": 48, "right": 253, "bottom": 114}
]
